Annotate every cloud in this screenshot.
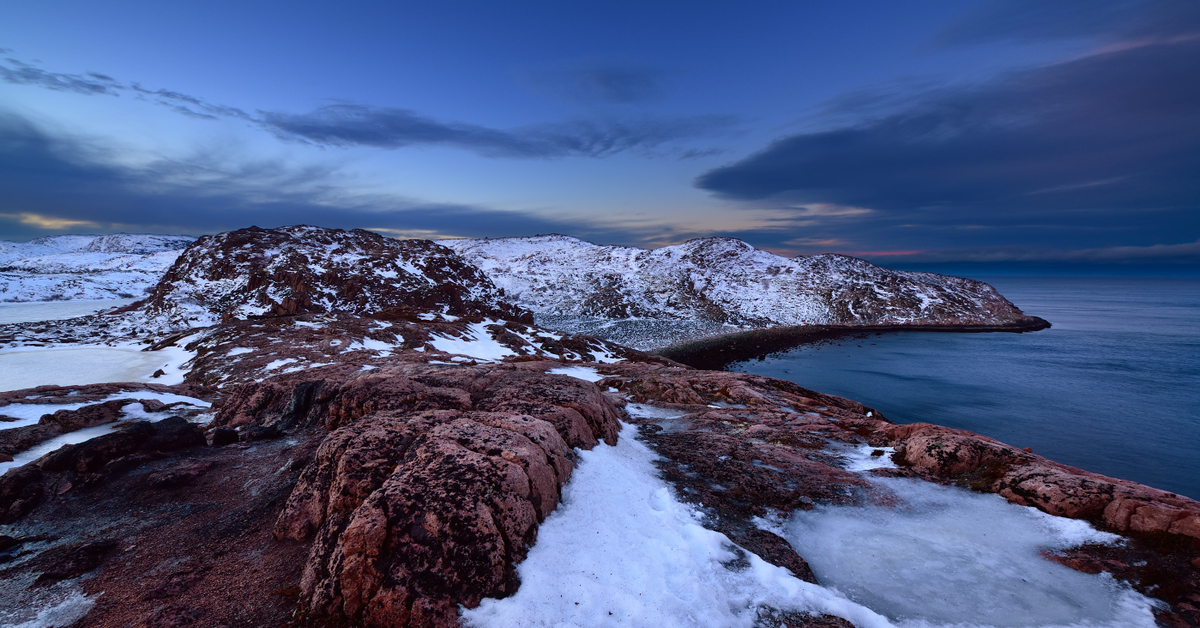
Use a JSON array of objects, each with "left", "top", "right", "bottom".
[
  {"left": 0, "top": 58, "right": 121, "bottom": 95},
  {"left": 695, "top": 38, "right": 1200, "bottom": 247},
  {"left": 933, "top": 0, "right": 1200, "bottom": 47},
  {"left": 519, "top": 62, "right": 672, "bottom": 105},
  {"left": 0, "top": 56, "right": 732, "bottom": 160},
  {"left": 0, "top": 111, "right": 696, "bottom": 245},
  {"left": 0, "top": 212, "right": 100, "bottom": 230},
  {"left": 868, "top": 239, "right": 1200, "bottom": 263},
  {"left": 259, "top": 104, "right": 735, "bottom": 158}
]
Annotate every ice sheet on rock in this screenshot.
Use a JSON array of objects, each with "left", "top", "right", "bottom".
[
  {"left": 547, "top": 366, "right": 605, "bottom": 382},
  {"left": 0, "top": 342, "right": 194, "bottom": 393},
  {"left": 428, "top": 321, "right": 516, "bottom": 362},
  {"left": 835, "top": 443, "right": 898, "bottom": 472},
  {"left": 0, "top": 590, "right": 98, "bottom": 628},
  {"left": 462, "top": 422, "right": 891, "bottom": 628},
  {"left": 779, "top": 477, "right": 1154, "bottom": 628}
]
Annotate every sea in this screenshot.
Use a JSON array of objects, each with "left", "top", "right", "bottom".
[{"left": 732, "top": 277, "right": 1200, "bottom": 500}]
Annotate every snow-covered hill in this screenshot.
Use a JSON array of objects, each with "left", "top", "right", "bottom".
[
  {"left": 440, "top": 235, "right": 1033, "bottom": 348},
  {"left": 0, "top": 233, "right": 195, "bottom": 302},
  {"left": 144, "top": 225, "right": 527, "bottom": 328}
]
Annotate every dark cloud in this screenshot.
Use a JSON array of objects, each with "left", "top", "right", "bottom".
[
  {"left": 0, "top": 112, "right": 644, "bottom": 243},
  {"left": 695, "top": 39, "right": 1200, "bottom": 253},
  {"left": 520, "top": 62, "right": 672, "bottom": 105},
  {"left": 934, "top": 0, "right": 1200, "bottom": 47},
  {"left": 1, "top": 56, "right": 730, "bottom": 160},
  {"left": 0, "top": 58, "right": 121, "bottom": 95},
  {"left": 259, "top": 104, "right": 734, "bottom": 158}
]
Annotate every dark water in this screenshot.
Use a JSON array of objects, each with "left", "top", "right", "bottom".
[{"left": 732, "top": 277, "right": 1200, "bottom": 499}]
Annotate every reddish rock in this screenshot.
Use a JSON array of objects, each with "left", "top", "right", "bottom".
[{"left": 885, "top": 423, "right": 1200, "bottom": 540}]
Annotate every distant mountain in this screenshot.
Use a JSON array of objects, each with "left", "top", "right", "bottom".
[
  {"left": 0, "top": 233, "right": 195, "bottom": 302},
  {"left": 441, "top": 234, "right": 1031, "bottom": 326}
]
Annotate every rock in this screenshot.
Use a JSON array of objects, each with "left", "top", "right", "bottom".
[
  {"left": 32, "top": 539, "right": 119, "bottom": 586},
  {"left": 0, "top": 466, "right": 44, "bottom": 523},
  {"left": 885, "top": 423, "right": 1200, "bottom": 541},
  {"left": 241, "top": 425, "right": 283, "bottom": 442},
  {"left": 144, "top": 225, "right": 530, "bottom": 327},
  {"left": 40, "top": 422, "right": 155, "bottom": 474},
  {"left": 145, "top": 417, "right": 207, "bottom": 451},
  {"left": 210, "top": 427, "right": 239, "bottom": 447},
  {"left": 147, "top": 460, "right": 214, "bottom": 489}
]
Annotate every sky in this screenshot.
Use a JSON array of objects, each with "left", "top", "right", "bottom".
[{"left": 1, "top": 0, "right": 1197, "bottom": 274}]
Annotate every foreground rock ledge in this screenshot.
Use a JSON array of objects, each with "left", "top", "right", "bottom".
[{"left": 1, "top": 358, "right": 1197, "bottom": 627}]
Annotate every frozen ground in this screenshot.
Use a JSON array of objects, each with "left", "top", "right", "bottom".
[
  {"left": 465, "top": 409, "right": 1158, "bottom": 628},
  {"left": 463, "top": 422, "right": 893, "bottom": 628},
  {"left": 0, "top": 343, "right": 194, "bottom": 393},
  {"left": 779, "top": 477, "right": 1157, "bottom": 627},
  {"left": 0, "top": 299, "right": 137, "bottom": 325}
]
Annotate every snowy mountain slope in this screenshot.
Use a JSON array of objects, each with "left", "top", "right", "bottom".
[
  {"left": 0, "top": 233, "right": 195, "bottom": 302},
  {"left": 439, "top": 234, "right": 1031, "bottom": 328}
]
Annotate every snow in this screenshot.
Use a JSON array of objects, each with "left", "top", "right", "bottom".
[
  {"left": 227, "top": 347, "right": 255, "bottom": 356},
  {"left": 440, "top": 235, "right": 1023, "bottom": 349},
  {"left": 0, "top": 394, "right": 211, "bottom": 475},
  {"left": 0, "top": 342, "right": 194, "bottom": 393},
  {"left": 463, "top": 423, "right": 892, "bottom": 628},
  {"left": 0, "top": 299, "right": 138, "bottom": 325},
  {"left": 428, "top": 321, "right": 516, "bottom": 362},
  {"left": 548, "top": 366, "right": 605, "bottom": 382},
  {"left": 263, "top": 358, "right": 299, "bottom": 371},
  {"left": 778, "top": 477, "right": 1154, "bottom": 628}
]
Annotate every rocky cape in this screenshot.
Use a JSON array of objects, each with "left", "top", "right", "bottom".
[
  {"left": 440, "top": 234, "right": 1047, "bottom": 350},
  {"left": 0, "top": 226, "right": 1194, "bottom": 627}
]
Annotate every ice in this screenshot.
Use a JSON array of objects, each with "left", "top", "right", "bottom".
[
  {"left": 0, "top": 591, "right": 97, "bottom": 628},
  {"left": 0, "top": 299, "right": 138, "bottom": 325},
  {"left": 547, "top": 366, "right": 605, "bottom": 382},
  {"left": 780, "top": 477, "right": 1155, "bottom": 627},
  {"left": 428, "top": 321, "right": 516, "bottom": 362},
  {"left": 462, "top": 423, "right": 891, "bottom": 628},
  {"left": 0, "top": 342, "right": 194, "bottom": 393},
  {"left": 837, "top": 443, "right": 898, "bottom": 472}
]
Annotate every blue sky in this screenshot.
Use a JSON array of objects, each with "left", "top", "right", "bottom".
[{"left": 1, "top": 0, "right": 1197, "bottom": 272}]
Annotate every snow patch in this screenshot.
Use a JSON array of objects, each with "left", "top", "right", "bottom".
[
  {"left": 0, "top": 591, "right": 98, "bottom": 628},
  {"left": 547, "top": 366, "right": 604, "bottom": 382},
  {"left": 462, "top": 423, "right": 891, "bottom": 628},
  {"left": 428, "top": 321, "right": 516, "bottom": 362}
]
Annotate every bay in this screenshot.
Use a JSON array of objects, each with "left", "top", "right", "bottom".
[{"left": 732, "top": 277, "right": 1200, "bottom": 499}]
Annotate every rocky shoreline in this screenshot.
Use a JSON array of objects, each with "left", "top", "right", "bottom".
[
  {"left": 656, "top": 316, "right": 1052, "bottom": 370},
  {"left": 0, "top": 226, "right": 1195, "bottom": 627}
]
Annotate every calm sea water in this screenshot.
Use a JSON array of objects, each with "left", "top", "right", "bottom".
[{"left": 732, "top": 277, "right": 1200, "bottom": 499}]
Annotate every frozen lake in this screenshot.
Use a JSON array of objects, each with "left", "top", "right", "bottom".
[{"left": 0, "top": 299, "right": 137, "bottom": 325}]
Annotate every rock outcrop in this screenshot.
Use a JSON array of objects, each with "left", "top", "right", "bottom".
[{"left": 145, "top": 225, "right": 529, "bottom": 328}]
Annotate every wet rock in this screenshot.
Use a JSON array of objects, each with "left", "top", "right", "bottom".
[
  {"left": 242, "top": 425, "right": 283, "bottom": 442},
  {"left": 0, "top": 466, "right": 44, "bottom": 523},
  {"left": 32, "top": 538, "right": 119, "bottom": 586},
  {"left": 209, "top": 427, "right": 239, "bottom": 447},
  {"left": 147, "top": 461, "right": 214, "bottom": 489}
]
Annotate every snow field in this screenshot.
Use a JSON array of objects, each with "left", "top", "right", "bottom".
[
  {"left": 547, "top": 366, "right": 605, "bottom": 382},
  {"left": 462, "top": 422, "right": 892, "bottom": 628},
  {"left": 0, "top": 342, "right": 195, "bottom": 393}
]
